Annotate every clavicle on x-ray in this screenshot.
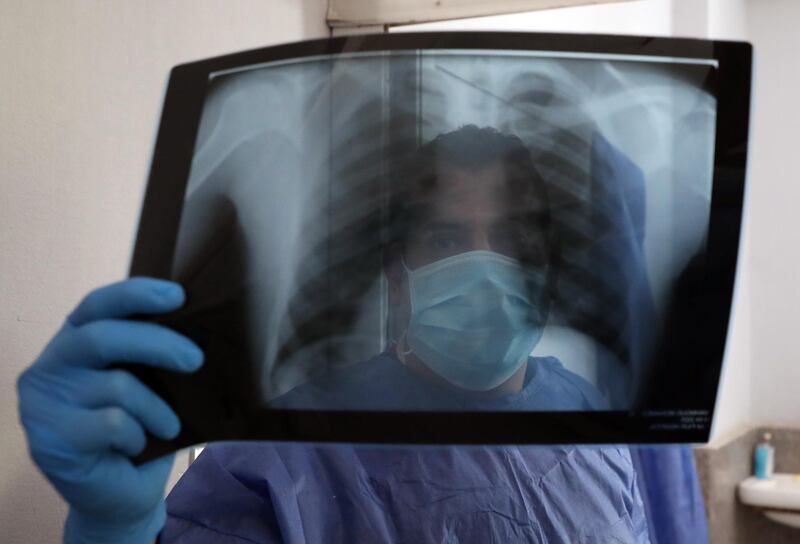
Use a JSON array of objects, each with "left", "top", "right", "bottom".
[{"left": 167, "top": 48, "right": 715, "bottom": 420}]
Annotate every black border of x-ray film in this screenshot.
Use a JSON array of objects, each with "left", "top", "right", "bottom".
[{"left": 129, "top": 32, "right": 752, "bottom": 462}]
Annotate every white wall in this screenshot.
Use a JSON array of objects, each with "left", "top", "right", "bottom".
[
  {"left": 0, "top": 2, "right": 327, "bottom": 542},
  {"left": 743, "top": 0, "right": 800, "bottom": 428},
  {"left": 393, "top": 0, "right": 673, "bottom": 35},
  {"left": 707, "top": 0, "right": 747, "bottom": 40},
  {"left": 703, "top": 0, "right": 800, "bottom": 439}
]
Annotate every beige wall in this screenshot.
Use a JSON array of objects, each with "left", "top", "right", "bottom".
[{"left": 0, "top": 1, "right": 327, "bottom": 541}]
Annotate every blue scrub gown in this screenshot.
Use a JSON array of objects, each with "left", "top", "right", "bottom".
[{"left": 161, "top": 354, "right": 652, "bottom": 543}]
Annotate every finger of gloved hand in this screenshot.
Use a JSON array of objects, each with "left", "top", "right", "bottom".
[
  {"left": 26, "top": 403, "right": 148, "bottom": 460},
  {"left": 45, "top": 319, "right": 203, "bottom": 372},
  {"left": 68, "top": 405, "right": 148, "bottom": 457},
  {"left": 67, "top": 278, "right": 185, "bottom": 327},
  {"left": 82, "top": 369, "right": 181, "bottom": 440},
  {"left": 18, "top": 366, "right": 181, "bottom": 441}
]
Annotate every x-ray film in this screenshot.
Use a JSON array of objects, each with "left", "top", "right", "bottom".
[{"left": 128, "top": 33, "right": 751, "bottom": 462}]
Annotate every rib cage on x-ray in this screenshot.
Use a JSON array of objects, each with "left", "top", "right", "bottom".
[{"left": 173, "top": 51, "right": 716, "bottom": 407}]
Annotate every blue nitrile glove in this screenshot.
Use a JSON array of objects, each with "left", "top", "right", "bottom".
[{"left": 17, "top": 278, "right": 204, "bottom": 544}]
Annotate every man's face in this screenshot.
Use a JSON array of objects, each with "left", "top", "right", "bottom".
[
  {"left": 388, "top": 160, "right": 548, "bottom": 327},
  {"left": 404, "top": 160, "right": 548, "bottom": 269}
]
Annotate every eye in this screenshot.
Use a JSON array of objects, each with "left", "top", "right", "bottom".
[
  {"left": 431, "top": 237, "right": 458, "bottom": 250},
  {"left": 491, "top": 224, "right": 548, "bottom": 262}
]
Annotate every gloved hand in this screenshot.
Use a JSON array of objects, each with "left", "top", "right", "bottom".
[{"left": 17, "top": 278, "right": 204, "bottom": 544}]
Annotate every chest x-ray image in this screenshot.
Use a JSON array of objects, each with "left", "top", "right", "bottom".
[{"left": 128, "top": 34, "right": 750, "bottom": 459}]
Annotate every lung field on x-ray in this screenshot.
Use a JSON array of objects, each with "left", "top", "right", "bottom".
[{"left": 172, "top": 51, "right": 716, "bottom": 408}]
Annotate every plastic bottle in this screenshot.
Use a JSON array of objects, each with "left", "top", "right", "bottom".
[{"left": 754, "top": 432, "right": 775, "bottom": 479}]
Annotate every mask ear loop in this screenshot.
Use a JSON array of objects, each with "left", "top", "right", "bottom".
[
  {"left": 391, "top": 255, "right": 415, "bottom": 364},
  {"left": 396, "top": 329, "right": 413, "bottom": 363}
]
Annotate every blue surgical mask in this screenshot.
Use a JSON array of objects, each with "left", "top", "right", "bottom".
[{"left": 403, "top": 250, "right": 548, "bottom": 391}]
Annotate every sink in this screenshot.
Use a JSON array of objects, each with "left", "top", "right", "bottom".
[{"left": 739, "top": 473, "right": 800, "bottom": 529}]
